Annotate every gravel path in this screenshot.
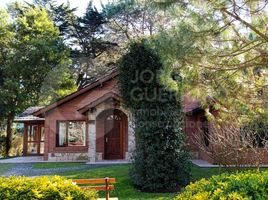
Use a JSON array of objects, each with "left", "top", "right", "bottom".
[{"left": 2, "top": 163, "right": 112, "bottom": 177}]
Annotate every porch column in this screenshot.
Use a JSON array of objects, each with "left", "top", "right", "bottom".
[
  {"left": 23, "top": 123, "right": 28, "bottom": 156},
  {"left": 126, "top": 119, "right": 135, "bottom": 161},
  {"left": 88, "top": 121, "right": 96, "bottom": 162}
]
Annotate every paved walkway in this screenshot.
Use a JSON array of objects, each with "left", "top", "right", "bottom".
[
  {"left": 192, "top": 159, "right": 268, "bottom": 168},
  {"left": 0, "top": 157, "right": 213, "bottom": 166},
  {"left": 0, "top": 156, "right": 131, "bottom": 164},
  {"left": 0, "top": 157, "right": 218, "bottom": 167},
  {"left": 0, "top": 156, "right": 88, "bottom": 163},
  {"left": 191, "top": 159, "right": 220, "bottom": 168},
  {"left": 0, "top": 156, "right": 45, "bottom": 163},
  {"left": 0, "top": 156, "right": 129, "bottom": 177},
  {"left": 5, "top": 157, "right": 266, "bottom": 169},
  {"left": 0, "top": 159, "right": 216, "bottom": 177},
  {"left": 2, "top": 163, "right": 114, "bottom": 177},
  {"left": 2, "top": 158, "right": 268, "bottom": 177}
]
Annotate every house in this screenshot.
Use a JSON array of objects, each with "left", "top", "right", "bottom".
[
  {"left": 13, "top": 70, "right": 233, "bottom": 163},
  {"left": 15, "top": 70, "right": 135, "bottom": 161}
]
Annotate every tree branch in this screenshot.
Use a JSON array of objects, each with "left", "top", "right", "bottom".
[{"left": 220, "top": 8, "right": 268, "bottom": 42}]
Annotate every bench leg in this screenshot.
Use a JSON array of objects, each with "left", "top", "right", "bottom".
[{"left": 105, "top": 177, "right": 109, "bottom": 200}]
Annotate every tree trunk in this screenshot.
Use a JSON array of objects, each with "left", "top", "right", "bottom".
[{"left": 5, "top": 113, "right": 14, "bottom": 157}]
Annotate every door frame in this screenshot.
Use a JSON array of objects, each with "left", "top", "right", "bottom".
[
  {"left": 96, "top": 108, "right": 128, "bottom": 160},
  {"left": 104, "top": 114, "right": 124, "bottom": 160}
]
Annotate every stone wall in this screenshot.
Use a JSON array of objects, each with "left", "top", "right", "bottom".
[
  {"left": 88, "top": 122, "right": 96, "bottom": 162},
  {"left": 126, "top": 119, "right": 135, "bottom": 161},
  {"left": 48, "top": 152, "right": 89, "bottom": 161},
  {"left": 87, "top": 101, "right": 135, "bottom": 162}
]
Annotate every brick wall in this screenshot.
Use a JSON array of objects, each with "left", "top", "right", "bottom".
[{"left": 43, "top": 78, "right": 119, "bottom": 160}]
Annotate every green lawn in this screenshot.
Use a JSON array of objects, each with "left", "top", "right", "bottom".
[
  {"left": 33, "top": 162, "right": 85, "bottom": 169},
  {"left": 2, "top": 162, "right": 260, "bottom": 199},
  {"left": 58, "top": 164, "right": 226, "bottom": 200},
  {"left": 0, "top": 164, "right": 13, "bottom": 175}
]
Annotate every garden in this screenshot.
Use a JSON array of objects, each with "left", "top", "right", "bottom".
[
  {"left": 0, "top": 0, "right": 267, "bottom": 199},
  {"left": 1, "top": 163, "right": 268, "bottom": 199}
]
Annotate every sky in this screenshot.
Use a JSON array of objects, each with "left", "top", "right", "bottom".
[{"left": 0, "top": 0, "right": 109, "bottom": 15}]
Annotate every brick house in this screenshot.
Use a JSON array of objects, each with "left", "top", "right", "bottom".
[{"left": 14, "top": 70, "right": 217, "bottom": 162}]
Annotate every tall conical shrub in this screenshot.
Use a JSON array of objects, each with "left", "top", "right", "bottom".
[{"left": 118, "top": 41, "right": 191, "bottom": 192}]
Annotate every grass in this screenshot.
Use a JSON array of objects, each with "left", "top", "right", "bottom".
[
  {"left": 3, "top": 162, "right": 262, "bottom": 199},
  {"left": 33, "top": 162, "right": 85, "bottom": 169},
  {"left": 0, "top": 164, "right": 13, "bottom": 175},
  {"left": 191, "top": 165, "right": 226, "bottom": 181},
  {"left": 58, "top": 164, "right": 226, "bottom": 200},
  {"left": 61, "top": 164, "right": 174, "bottom": 200}
]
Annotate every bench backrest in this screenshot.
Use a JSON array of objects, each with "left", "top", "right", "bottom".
[{"left": 72, "top": 177, "right": 116, "bottom": 200}]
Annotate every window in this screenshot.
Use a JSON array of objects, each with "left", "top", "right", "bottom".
[
  {"left": 56, "top": 121, "right": 86, "bottom": 147},
  {"left": 106, "top": 114, "right": 122, "bottom": 121}
]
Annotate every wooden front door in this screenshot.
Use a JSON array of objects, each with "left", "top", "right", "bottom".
[
  {"left": 25, "top": 124, "right": 45, "bottom": 155},
  {"left": 104, "top": 114, "right": 123, "bottom": 159}
]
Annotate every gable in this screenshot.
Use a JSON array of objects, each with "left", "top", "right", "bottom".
[
  {"left": 34, "top": 70, "right": 119, "bottom": 117},
  {"left": 43, "top": 78, "right": 119, "bottom": 121},
  {"left": 78, "top": 92, "right": 121, "bottom": 114}
]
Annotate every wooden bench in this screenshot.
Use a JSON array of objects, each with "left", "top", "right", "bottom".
[{"left": 72, "top": 177, "right": 117, "bottom": 200}]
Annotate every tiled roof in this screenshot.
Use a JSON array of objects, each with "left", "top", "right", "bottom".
[
  {"left": 81, "top": 67, "right": 118, "bottom": 89},
  {"left": 14, "top": 106, "right": 45, "bottom": 122}
]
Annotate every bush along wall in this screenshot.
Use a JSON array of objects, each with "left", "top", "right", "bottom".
[
  {"left": 176, "top": 170, "right": 268, "bottom": 200},
  {"left": 118, "top": 41, "right": 191, "bottom": 192},
  {"left": 0, "top": 176, "right": 98, "bottom": 200}
]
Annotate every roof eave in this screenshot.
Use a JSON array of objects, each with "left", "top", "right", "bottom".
[
  {"left": 33, "top": 70, "right": 119, "bottom": 117},
  {"left": 78, "top": 92, "right": 121, "bottom": 115},
  {"left": 14, "top": 118, "right": 45, "bottom": 123}
]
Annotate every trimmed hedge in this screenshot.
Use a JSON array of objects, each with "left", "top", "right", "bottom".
[
  {"left": 0, "top": 176, "right": 97, "bottom": 200},
  {"left": 176, "top": 170, "right": 268, "bottom": 200}
]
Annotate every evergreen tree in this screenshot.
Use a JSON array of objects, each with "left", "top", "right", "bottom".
[
  {"left": 33, "top": 1, "right": 118, "bottom": 89},
  {"left": 152, "top": 0, "right": 268, "bottom": 123},
  {"left": 0, "top": 5, "right": 69, "bottom": 155},
  {"left": 119, "top": 41, "right": 191, "bottom": 192}
]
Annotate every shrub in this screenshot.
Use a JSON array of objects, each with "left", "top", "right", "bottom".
[
  {"left": 0, "top": 176, "right": 98, "bottom": 200},
  {"left": 176, "top": 170, "right": 268, "bottom": 200},
  {"left": 9, "top": 134, "right": 23, "bottom": 156},
  {"left": 0, "top": 136, "right": 5, "bottom": 157},
  {"left": 119, "top": 41, "right": 191, "bottom": 192}
]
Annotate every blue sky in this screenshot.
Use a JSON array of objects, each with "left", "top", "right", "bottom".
[{"left": 0, "top": 0, "right": 109, "bottom": 15}]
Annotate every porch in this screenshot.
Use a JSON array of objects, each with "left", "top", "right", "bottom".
[{"left": 14, "top": 107, "right": 45, "bottom": 156}]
